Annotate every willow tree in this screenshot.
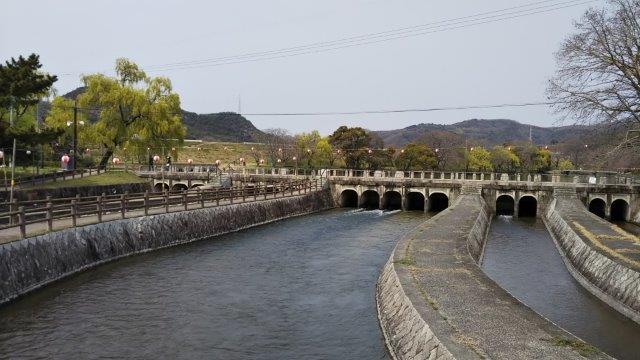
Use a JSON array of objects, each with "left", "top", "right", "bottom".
[
  {"left": 75, "top": 58, "right": 185, "bottom": 168},
  {"left": 548, "top": 0, "right": 640, "bottom": 127}
]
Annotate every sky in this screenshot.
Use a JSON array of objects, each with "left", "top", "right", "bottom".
[{"left": 1, "top": 0, "right": 602, "bottom": 135}]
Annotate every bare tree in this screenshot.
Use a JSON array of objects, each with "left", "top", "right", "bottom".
[
  {"left": 548, "top": 0, "right": 640, "bottom": 128},
  {"left": 258, "top": 128, "right": 293, "bottom": 166}
]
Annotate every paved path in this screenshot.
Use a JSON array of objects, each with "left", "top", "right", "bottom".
[{"left": 0, "top": 190, "right": 302, "bottom": 244}]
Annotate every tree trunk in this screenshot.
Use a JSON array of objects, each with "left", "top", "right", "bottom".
[{"left": 98, "top": 148, "right": 113, "bottom": 170}]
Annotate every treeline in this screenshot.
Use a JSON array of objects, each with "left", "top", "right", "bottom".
[{"left": 253, "top": 126, "right": 575, "bottom": 172}]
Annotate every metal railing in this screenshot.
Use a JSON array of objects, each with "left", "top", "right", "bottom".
[
  {"left": 0, "top": 167, "right": 107, "bottom": 190},
  {"left": 0, "top": 179, "right": 320, "bottom": 239}
]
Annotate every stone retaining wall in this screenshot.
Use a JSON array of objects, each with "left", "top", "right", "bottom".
[
  {"left": 0, "top": 189, "right": 334, "bottom": 306},
  {"left": 544, "top": 198, "right": 640, "bottom": 324}
]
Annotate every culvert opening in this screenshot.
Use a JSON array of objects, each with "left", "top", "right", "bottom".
[
  {"left": 340, "top": 190, "right": 358, "bottom": 208},
  {"left": 407, "top": 192, "right": 425, "bottom": 211},
  {"left": 588, "top": 199, "right": 606, "bottom": 219},
  {"left": 518, "top": 196, "right": 537, "bottom": 218},
  {"left": 428, "top": 193, "right": 448, "bottom": 213},
  {"left": 496, "top": 195, "right": 515, "bottom": 216},
  {"left": 359, "top": 190, "right": 380, "bottom": 210},
  {"left": 382, "top": 191, "right": 402, "bottom": 210},
  {"left": 610, "top": 199, "right": 629, "bottom": 221}
]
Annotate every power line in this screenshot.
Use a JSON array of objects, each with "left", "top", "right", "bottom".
[
  {"left": 142, "top": 0, "right": 597, "bottom": 72},
  {"left": 35, "top": 100, "right": 555, "bottom": 117},
  {"left": 57, "top": 0, "right": 598, "bottom": 75},
  {"left": 242, "top": 102, "right": 554, "bottom": 116},
  {"left": 144, "top": 0, "right": 578, "bottom": 70}
]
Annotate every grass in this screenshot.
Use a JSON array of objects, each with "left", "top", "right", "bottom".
[
  {"left": 22, "top": 171, "right": 149, "bottom": 190},
  {"left": 546, "top": 337, "right": 598, "bottom": 356}
]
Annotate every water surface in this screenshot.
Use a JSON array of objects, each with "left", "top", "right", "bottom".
[
  {"left": 0, "top": 209, "right": 426, "bottom": 359},
  {"left": 482, "top": 216, "right": 640, "bottom": 360}
]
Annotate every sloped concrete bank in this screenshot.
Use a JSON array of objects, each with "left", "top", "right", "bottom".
[
  {"left": 544, "top": 197, "right": 640, "bottom": 324},
  {"left": 376, "top": 195, "right": 609, "bottom": 360},
  {"left": 0, "top": 189, "right": 334, "bottom": 306}
]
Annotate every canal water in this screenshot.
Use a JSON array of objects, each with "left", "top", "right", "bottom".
[
  {"left": 482, "top": 216, "right": 640, "bottom": 360},
  {"left": 0, "top": 209, "right": 426, "bottom": 359}
]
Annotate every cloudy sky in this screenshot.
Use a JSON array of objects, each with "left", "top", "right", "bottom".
[{"left": 1, "top": 0, "right": 600, "bottom": 134}]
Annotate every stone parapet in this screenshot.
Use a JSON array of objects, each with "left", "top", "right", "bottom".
[{"left": 0, "top": 189, "right": 334, "bottom": 306}]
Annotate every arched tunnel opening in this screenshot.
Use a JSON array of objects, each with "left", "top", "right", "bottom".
[
  {"left": 496, "top": 195, "right": 515, "bottom": 216},
  {"left": 407, "top": 192, "right": 425, "bottom": 211},
  {"left": 382, "top": 191, "right": 402, "bottom": 210},
  {"left": 359, "top": 190, "right": 380, "bottom": 210},
  {"left": 428, "top": 193, "right": 448, "bottom": 213},
  {"left": 588, "top": 198, "right": 606, "bottom": 219},
  {"left": 172, "top": 184, "right": 188, "bottom": 192},
  {"left": 518, "top": 196, "right": 537, "bottom": 218},
  {"left": 340, "top": 190, "right": 358, "bottom": 208},
  {"left": 610, "top": 199, "right": 629, "bottom": 221},
  {"left": 154, "top": 183, "right": 169, "bottom": 192}
]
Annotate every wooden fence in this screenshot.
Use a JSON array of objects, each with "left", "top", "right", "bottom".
[{"left": 0, "top": 179, "right": 319, "bottom": 239}]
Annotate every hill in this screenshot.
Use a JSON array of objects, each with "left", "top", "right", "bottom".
[
  {"left": 374, "top": 119, "right": 593, "bottom": 147},
  {"left": 181, "top": 111, "right": 264, "bottom": 142},
  {"left": 57, "top": 88, "right": 264, "bottom": 142}
]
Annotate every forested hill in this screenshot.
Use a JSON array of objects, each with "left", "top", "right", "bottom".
[
  {"left": 374, "top": 119, "right": 593, "bottom": 147},
  {"left": 181, "top": 111, "right": 264, "bottom": 142},
  {"left": 59, "top": 88, "right": 264, "bottom": 142}
]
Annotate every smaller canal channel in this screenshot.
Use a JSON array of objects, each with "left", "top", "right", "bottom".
[{"left": 482, "top": 215, "right": 640, "bottom": 360}]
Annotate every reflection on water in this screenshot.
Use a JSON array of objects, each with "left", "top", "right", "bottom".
[
  {"left": 482, "top": 216, "right": 640, "bottom": 360},
  {"left": 0, "top": 209, "right": 426, "bottom": 359}
]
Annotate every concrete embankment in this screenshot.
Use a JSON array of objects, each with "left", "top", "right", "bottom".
[
  {"left": 544, "top": 195, "right": 640, "bottom": 324},
  {"left": 376, "top": 194, "right": 609, "bottom": 359},
  {"left": 0, "top": 189, "right": 334, "bottom": 306}
]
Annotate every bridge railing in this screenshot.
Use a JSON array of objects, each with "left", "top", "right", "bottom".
[
  {"left": 323, "top": 169, "right": 639, "bottom": 185},
  {"left": 0, "top": 179, "right": 320, "bottom": 240}
]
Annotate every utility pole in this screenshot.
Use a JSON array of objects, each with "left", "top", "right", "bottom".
[
  {"left": 529, "top": 126, "right": 533, "bottom": 143},
  {"left": 238, "top": 94, "right": 242, "bottom": 114},
  {"left": 9, "top": 97, "right": 16, "bottom": 207},
  {"left": 72, "top": 100, "right": 78, "bottom": 170}
]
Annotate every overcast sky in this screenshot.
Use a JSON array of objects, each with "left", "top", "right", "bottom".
[{"left": 1, "top": 0, "right": 600, "bottom": 134}]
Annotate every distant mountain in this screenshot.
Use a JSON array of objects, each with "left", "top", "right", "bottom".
[
  {"left": 374, "top": 119, "right": 594, "bottom": 147},
  {"left": 58, "top": 88, "right": 264, "bottom": 142},
  {"left": 181, "top": 111, "right": 264, "bottom": 142}
]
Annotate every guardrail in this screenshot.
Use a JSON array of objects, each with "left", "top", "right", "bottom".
[
  {"left": 1, "top": 167, "right": 107, "bottom": 190},
  {"left": 0, "top": 179, "right": 319, "bottom": 239}
]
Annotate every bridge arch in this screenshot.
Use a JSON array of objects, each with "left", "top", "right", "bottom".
[
  {"left": 518, "top": 196, "right": 537, "bottom": 218},
  {"left": 428, "top": 192, "right": 449, "bottom": 213},
  {"left": 340, "top": 189, "right": 359, "bottom": 208},
  {"left": 610, "top": 199, "right": 629, "bottom": 221},
  {"left": 406, "top": 192, "right": 425, "bottom": 211},
  {"left": 382, "top": 191, "right": 402, "bottom": 210},
  {"left": 588, "top": 198, "right": 607, "bottom": 219},
  {"left": 359, "top": 190, "right": 380, "bottom": 209},
  {"left": 496, "top": 195, "right": 515, "bottom": 216},
  {"left": 172, "top": 183, "right": 188, "bottom": 192},
  {"left": 154, "top": 182, "right": 169, "bottom": 192}
]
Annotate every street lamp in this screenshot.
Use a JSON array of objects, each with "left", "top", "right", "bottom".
[{"left": 66, "top": 119, "right": 85, "bottom": 170}]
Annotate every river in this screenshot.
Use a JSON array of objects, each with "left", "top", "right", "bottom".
[
  {"left": 482, "top": 216, "right": 640, "bottom": 360},
  {"left": 0, "top": 209, "right": 426, "bottom": 359}
]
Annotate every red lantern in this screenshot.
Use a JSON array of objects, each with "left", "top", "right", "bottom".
[{"left": 61, "top": 155, "right": 70, "bottom": 164}]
